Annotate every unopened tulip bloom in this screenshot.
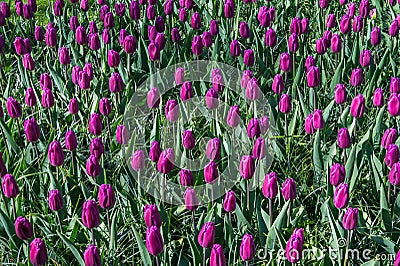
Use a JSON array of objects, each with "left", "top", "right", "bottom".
[
  {"left": 88, "top": 113, "right": 103, "bottom": 135},
  {"left": 202, "top": 31, "right": 212, "bottom": 47},
  {"left": 116, "top": 125, "right": 128, "bottom": 145},
  {"left": 107, "top": 50, "right": 120, "bottom": 68},
  {"left": 389, "top": 20, "right": 399, "bottom": 37},
  {"left": 253, "top": 138, "right": 266, "bottom": 159},
  {"left": 212, "top": 74, "right": 224, "bottom": 93},
  {"left": 326, "top": 14, "right": 336, "bottom": 28},
  {"left": 23, "top": 54, "right": 34, "bottom": 71},
  {"left": 388, "top": 93, "right": 400, "bottom": 116},
  {"left": 48, "top": 141, "right": 64, "bottom": 167},
  {"left": 0, "top": 153, "right": 7, "bottom": 177},
  {"left": 210, "top": 244, "right": 226, "bottom": 266},
  {"left": 334, "top": 183, "right": 349, "bottom": 209},
  {"left": 373, "top": 88, "right": 384, "bottom": 107},
  {"left": 246, "top": 78, "right": 260, "bottom": 100},
  {"left": 282, "top": 178, "right": 296, "bottom": 200},
  {"left": 227, "top": 105, "right": 240, "bottom": 127},
  {"left": 359, "top": 50, "right": 371, "bottom": 67},
  {"left": 385, "top": 144, "right": 400, "bottom": 167},
  {"left": 86, "top": 155, "right": 101, "bottom": 177},
  {"left": 24, "top": 118, "right": 40, "bottom": 142},
  {"left": 146, "top": 226, "right": 164, "bottom": 256},
  {"left": 206, "top": 88, "right": 218, "bottom": 109},
  {"left": 340, "top": 15, "right": 351, "bottom": 34},
  {"left": 260, "top": 115, "right": 270, "bottom": 134},
  {"left": 223, "top": 191, "right": 236, "bottom": 212},
  {"left": 40, "top": 73, "right": 52, "bottom": 90},
  {"left": 335, "top": 84, "right": 347, "bottom": 104},
  {"left": 149, "top": 141, "right": 161, "bottom": 162},
  {"left": 99, "top": 98, "right": 112, "bottom": 117},
  {"left": 131, "top": 150, "right": 145, "bottom": 172},
  {"left": 240, "top": 234, "right": 255, "bottom": 261},
  {"left": 350, "top": 94, "right": 365, "bottom": 118},
  {"left": 352, "top": 15, "right": 363, "bottom": 32},
  {"left": 279, "top": 94, "right": 291, "bottom": 114},
  {"left": 304, "top": 114, "right": 315, "bottom": 134},
  {"left": 6, "top": 97, "right": 22, "bottom": 118},
  {"left": 30, "top": 238, "right": 48, "bottom": 266},
  {"left": 157, "top": 148, "right": 174, "bottom": 174},
  {"left": 243, "top": 49, "right": 255, "bottom": 67},
  {"left": 337, "top": 128, "right": 351, "bottom": 148},
  {"left": 84, "top": 245, "right": 101, "bottom": 266},
  {"left": 179, "top": 169, "right": 193, "bottom": 187},
  {"left": 35, "top": 26, "right": 44, "bottom": 41},
  {"left": 178, "top": 8, "right": 187, "bottom": 21},
  {"left": 209, "top": 19, "right": 219, "bottom": 36},
  {"left": 286, "top": 235, "right": 303, "bottom": 263},
  {"left": 198, "top": 222, "right": 215, "bottom": 248},
  {"left": 262, "top": 172, "right": 278, "bottom": 199},
  {"left": 143, "top": 204, "right": 161, "bottom": 228},
  {"left": 175, "top": 67, "right": 185, "bottom": 86},
  {"left": 247, "top": 118, "right": 260, "bottom": 139},
  {"left": 58, "top": 47, "right": 70, "bottom": 65},
  {"left": 229, "top": 39, "right": 241, "bottom": 57},
  {"left": 204, "top": 161, "right": 218, "bottom": 183},
  {"left": 41, "top": 88, "right": 54, "bottom": 108},
  {"left": 370, "top": 27, "right": 381, "bottom": 46},
  {"left": 272, "top": 74, "right": 284, "bottom": 94},
  {"left": 290, "top": 17, "right": 302, "bottom": 35},
  {"left": 288, "top": 33, "right": 299, "bottom": 53},
  {"left": 184, "top": 187, "right": 199, "bottom": 211},
  {"left": 359, "top": 0, "right": 370, "bottom": 18},
  {"left": 48, "top": 189, "right": 63, "bottom": 211},
  {"left": 191, "top": 11, "right": 201, "bottom": 29},
  {"left": 239, "top": 155, "right": 255, "bottom": 179},
  {"left": 342, "top": 207, "right": 358, "bottom": 230},
  {"left": 82, "top": 200, "right": 100, "bottom": 229},
  {"left": 65, "top": 130, "right": 77, "bottom": 151},
  {"left": 331, "top": 34, "right": 341, "bottom": 53},
  {"left": 239, "top": 21, "right": 250, "bottom": 39},
  {"left": 206, "top": 138, "right": 221, "bottom": 161},
  {"left": 146, "top": 87, "right": 160, "bottom": 110},
  {"left": 265, "top": 29, "right": 277, "bottom": 47},
  {"left": 280, "top": 52, "right": 291, "bottom": 72},
  {"left": 90, "top": 138, "right": 104, "bottom": 159},
  {"left": 182, "top": 130, "right": 195, "bottom": 149},
  {"left": 123, "top": 35, "right": 137, "bottom": 54},
  {"left": 305, "top": 56, "right": 316, "bottom": 71},
  {"left": 224, "top": 0, "right": 235, "bottom": 18},
  {"left": 15, "top": 216, "right": 33, "bottom": 240},
  {"left": 330, "top": 163, "right": 345, "bottom": 186},
  {"left": 307, "top": 66, "right": 320, "bottom": 87},
  {"left": 381, "top": 128, "right": 397, "bottom": 149},
  {"left": 389, "top": 162, "right": 400, "bottom": 186},
  {"left": 316, "top": 38, "right": 327, "bottom": 54},
  {"left": 165, "top": 100, "right": 179, "bottom": 122},
  {"left": 2, "top": 174, "right": 19, "bottom": 198},
  {"left": 75, "top": 26, "right": 88, "bottom": 45},
  {"left": 180, "top": 82, "right": 193, "bottom": 101}
]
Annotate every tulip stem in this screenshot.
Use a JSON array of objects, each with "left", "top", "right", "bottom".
[
  {"left": 388, "top": 183, "right": 391, "bottom": 204},
  {"left": 344, "top": 230, "right": 352, "bottom": 265},
  {"left": 203, "top": 248, "right": 206, "bottom": 266},
  {"left": 287, "top": 200, "right": 292, "bottom": 227},
  {"left": 11, "top": 198, "right": 16, "bottom": 220},
  {"left": 191, "top": 210, "right": 195, "bottom": 231},
  {"left": 269, "top": 198, "right": 274, "bottom": 227},
  {"left": 56, "top": 211, "right": 63, "bottom": 233},
  {"left": 155, "top": 256, "right": 160, "bottom": 266},
  {"left": 91, "top": 228, "right": 95, "bottom": 245},
  {"left": 106, "top": 208, "right": 111, "bottom": 233},
  {"left": 247, "top": 180, "right": 250, "bottom": 212},
  {"left": 1, "top": 193, "right": 9, "bottom": 217}
]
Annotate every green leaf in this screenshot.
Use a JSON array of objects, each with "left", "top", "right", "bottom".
[{"left": 57, "top": 231, "right": 85, "bottom": 266}]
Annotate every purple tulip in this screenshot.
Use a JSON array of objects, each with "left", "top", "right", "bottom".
[
  {"left": 48, "top": 189, "right": 63, "bottom": 211},
  {"left": 279, "top": 94, "right": 291, "bottom": 114},
  {"left": 143, "top": 204, "right": 162, "bottom": 228},
  {"left": 116, "top": 125, "right": 128, "bottom": 145},
  {"left": 282, "top": 178, "right": 296, "bottom": 200},
  {"left": 165, "top": 99, "right": 179, "bottom": 122},
  {"left": 29, "top": 238, "right": 48, "bottom": 266},
  {"left": 131, "top": 150, "right": 145, "bottom": 172},
  {"left": 204, "top": 161, "right": 218, "bottom": 183},
  {"left": 334, "top": 84, "right": 347, "bottom": 104},
  {"left": 88, "top": 113, "right": 103, "bottom": 135},
  {"left": 149, "top": 141, "right": 161, "bottom": 162},
  {"left": 385, "top": 144, "right": 400, "bottom": 167},
  {"left": 381, "top": 128, "right": 397, "bottom": 149},
  {"left": 15, "top": 216, "right": 33, "bottom": 240},
  {"left": 240, "top": 234, "right": 255, "bottom": 261},
  {"left": 84, "top": 245, "right": 101, "bottom": 266},
  {"left": 372, "top": 88, "right": 384, "bottom": 107},
  {"left": 342, "top": 207, "right": 358, "bottom": 230},
  {"left": 337, "top": 128, "right": 351, "bottom": 149},
  {"left": 247, "top": 118, "right": 260, "bottom": 139},
  {"left": 90, "top": 138, "right": 104, "bottom": 159},
  {"left": 146, "top": 226, "right": 164, "bottom": 256},
  {"left": 206, "top": 138, "right": 221, "bottom": 161},
  {"left": 65, "top": 130, "right": 77, "bottom": 151},
  {"left": 86, "top": 155, "right": 101, "bottom": 177},
  {"left": 48, "top": 141, "right": 64, "bottom": 167},
  {"left": 262, "top": 172, "right": 278, "bottom": 199},
  {"left": 350, "top": 94, "right": 365, "bottom": 118},
  {"left": 265, "top": 29, "right": 277, "bottom": 47},
  {"left": 334, "top": 183, "right": 349, "bottom": 209},
  {"left": 82, "top": 199, "right": 100, "bottom": 229},
  {"left": 184, "top": 187, "right": 199, "bottom": 211},
  {"left": 198, "top": 222, "right": 215, "bottom": 248},
  {"left": 229, "top": 39, "right": 241, "bottom": 57},
  {"left": 388, "top": 93, "right": 400, "bottom": 116},
  {"left": 23, "top": 118, "right": 40, "bottom": 142},
  {"left": 370, "top": 26, "right": 381, "bottom": 46},
  {"left": 330, "top": 163, "right": 345, "bottom": 186},
  {"left": 157, "top": 148, "right": 174, "bottom": 174}
]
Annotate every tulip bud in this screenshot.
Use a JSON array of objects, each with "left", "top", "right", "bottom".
[
  {"left": 210, "top": 244, "right": 226, "bottom": 266},
  {"left": 178, "top": 8, "right": 187, "bottom": 22},
  {"left": 131, "top": 150, "right": 145, "bottom": 172},
  {"left": 226, "top": 105, "right": 240, "bottom": 127},
  {"left": 282, "top": 178, "right": 296, "bottom": 200},
  {"left": 115, "top": 2, "right": 125, "bottom": 16},
  {"left": 198, "top": 222, "right": 215, "bottom": 248},
  {"left": 146, "top": 226, "right": 164, "bottom": 256},
  {"left": 229, "top": 39, "right": 241, "bottom": 57},
  {"left": 206, "top": 138, "right": 221, "bottom": 161},
  {"left": 315, "top": 38, "right": 327, "bottom": 54},
  {"left": 247, "top": 118, "right": 260, "bottom": 139},
  {"left": 15, "top": 216, "right": 33, "bottom": 240},
  {"left": 149, "top": 141, "right": 161, "bottom": 162},
  {"left": 129, "top": 1, "right": 140, "bottom": 20},
  {"left": 340, "top": 15, "right": 351, "bottom": 34},
  {"left": 307, "top": 66, "right": 320, "bottom": 88},
  {"left": 88, "top": 113, "right": 103, "bottom": 135},
  {"left": 104, "top": 12, "right": 115, "bottom": 29},
  {"left": 239, "top": 21, "right": 250, "bottom": 39},
  {"left": 265, "top": 29, "right": 277, "bottom": 47},
  {"left": 191, "top": 11, "right": 201, "bottom": 29},
  {"left": 334, "top": 183, "right": 349, "bottom": 209},
  {"left": 385, "top": 144, "right": 400, "bottom": 167},
  {"left": 148, "top": 42, "right": 160, "bottom": 61},
  {"left": 109, "top": 72, "right": 124, "bottom": 93},
  {"left": 97, "top": 184, "right": 115, "bottom": 210},
  {"left": 359, "top": 0, "right": 370, "bottom": 18},
  {"left": 184, "top": 187, "right": 199, "bottom": 210},
  {"left": 381, "top": 128, "right": 397, "bottom": 149},
  {"left": 290, "top": 17, "right": 302, "bottom": 35},
  {"left": 334, "top": 84, "right": 347, "bottom": 104},
  {"left": 359, "top": 50, "right": 371, "bottom": 68},
  {"left": 372, "top": 88, "right": 384, "bottom": 107},
  {"left": 90, "top": 138, "right": 104, "bottom": 159},
  {"left": 34, "top": 26, "right": 44, "bottom": 41},
  {"left": 330, "top": 163, "right": 345, "bottom": 186},
  {"left": 280, "top": 52, "right": 291, "bottom": 72},
  {"left": 75, "top": 26, "right": 87, "bottom": 45},
  {"left": 182, "top": 130, "right": 195, "bottom": 149},
  {"left": 389, "top": 20, "right": 399, "bottom": 37},
  {"left": 342, "top": 207, "right": 358, "bottom": 230},
  {"left": 2, "top": 174, "right": 19, "bottom": 198},
  {"left": 204, "top": 161, "right": 218, "bottom": 183},
  {"left": 391, "top": 77, "right": 400, "bottom": 93},
  {"left": 143, "top": 204, "right": 162, "bottom": 229},
  {"left": 350, "top": 94, "right": 365, "bottom": 118},
  {"left": 116, "top": 124, "right": 128, "bottom": 145},
  {"left": 208, "top": 19, "right": 219, "bottom": 36},
  {"left": 180, "top": 82, "right": 193, "bottom": 101},
  {"left": 107, "top": 50, "right": 120, "bottom": 68},
  {"left": 257, "top": 6, "right": 270, "bottom": 27},
  {"left": 326, "top": 14, "right": 336, "bottom": 28},
  {"left": 165, "top": 99, "right": 179, "bottom": 122},
  {"left": 252, "top": 137, "right": 266, "bottom": 160},
  {"left": 304, "top": 114, "right": 315, "bottom": 134},
  {"left": 370, "top": 26, "right": 381, "bottom": 46},
  {"left": 239, "top": 155, "right": 255, "bottom": 180},
  {"left": 205, "top": 88, "right": 219, "bottom": 109},
  {"left": 102, "top": 29, "right": 111, "bottom": 44},
  {"left": 288, "top": 33, "right": 299, "bottom": 53},
  {"left": 174, "top": 67, "right": 185, "bottom": 86},
  {"left": 279, "top": 94, "right": 291, "bottom": 114},
  {"left": 48, "top": 141, "right": 64, "bottom": 167},
  {"left": 0, "top": 2, "right": 10, "bottom": 18},
  {"left": 312, "top": 109, "right": 324, "bottom": 130},
  {"left": 388, "top": 93, "right": 400, "bottom": 116},
  {"left": 157, "top": 148, "right": 174, "bottom": 173},
  {"left": 224, "top": 0, "right": 235, "bottom": 18},
  {"left": 163, "top": 0, "right": 173, "bottom": 15},
  {"left": 86, "top": 155, "right": 101, "bottom": 177},
  {"left": 23, "top": 118, "right": 40, "bottom": 142},
  {"left": 84, "top": 245, "right": 101, "bottom": 266},
  {"left": 30, "top": 238, "right": 48, "bottom": 266},
  {"left": 389, "top": 162, "right": 400, "bottom": 186},
  {"left": 285, "top": 235, "right": 303, "bottom": 263},
  {"left": 99, "top": 98, "right": 112, "bottom": 117},
  {"left": 155, "top": 16, "right": 165, "bottom": 33},
  {"left": 178, "top": 169, "right": 193, "bottom": 187},
  {"left": 65, "top": 130, "right": 77, "bottom": 151},
  {"left": 262, "top": 172, "right": 278, "bottom": 199},
  {"left": 337, "top": 128, "right": 351, "bottom": 149},
  {"left": 331, "top": 34, "right": 341, "bottom": 53},
  {"left": 171, "top": 27, "right": 181, "bottom": 43},
  {"left": 48, "top": 189, "right": 63, "bottom": 211},
  {"left": 82, "top": 199, "right": 100, "bottom": 229},
  {"left": 246, "top": 78, "right": 260, "bottom": 100},
  {"left": 123, "top": 35, "right": 137, "bottom": 54},
  {"left": 240, "top": 234, "right": 255, "bottom": 261},
  {"left": 352, "top": 15, "right": 363, "bottom": 32},
  {"left": 6, "top": 97, "right": 22, "bottom": 118}
]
